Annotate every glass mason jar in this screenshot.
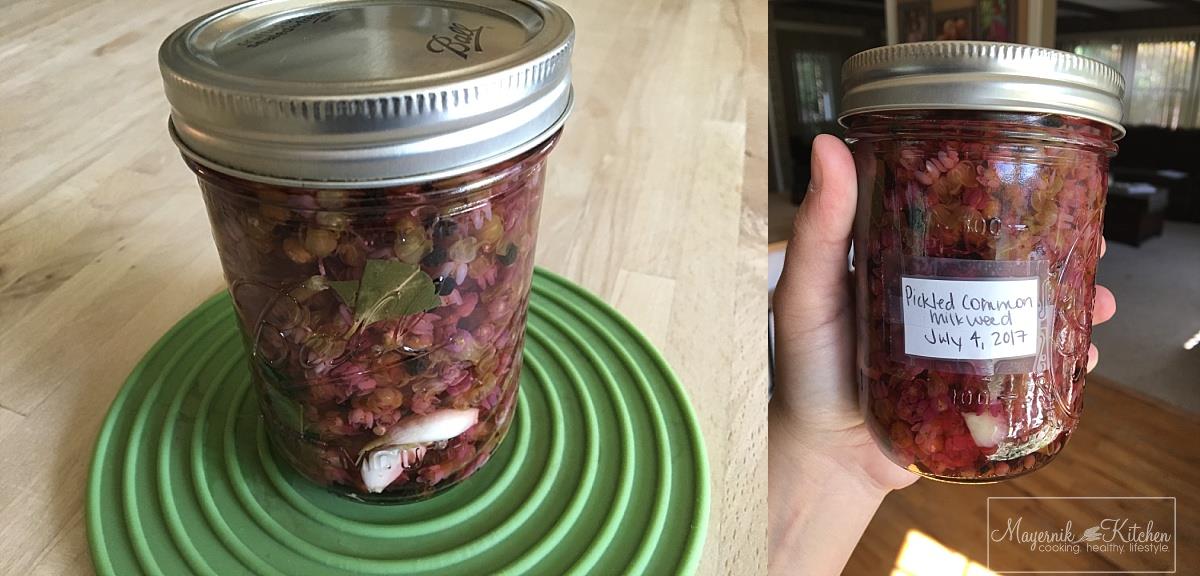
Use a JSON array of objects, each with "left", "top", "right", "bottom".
[
  {"left": 841, "top": 43, "right": 1125, "bottom": 482},
  {"left": 159, "top": 0, "right": 574, "bottom": 502}
]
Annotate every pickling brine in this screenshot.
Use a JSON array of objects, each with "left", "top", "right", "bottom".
[{"left": 195, "top": 138, "right": 553, "bottom": 499}]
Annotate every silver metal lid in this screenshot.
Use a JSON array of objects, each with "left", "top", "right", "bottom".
[
  {"left": 839, "top": 41, "right": 1126, "bottom": 139},
  {"left": 159, "top": 0, "right": 574, "bottom": 186}
]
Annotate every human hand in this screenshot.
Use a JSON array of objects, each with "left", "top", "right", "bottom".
[{"left": 768, "top": 134, "right": 1116, "bottom": 572}]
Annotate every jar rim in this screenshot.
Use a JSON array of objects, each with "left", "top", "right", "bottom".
[
  {"left": 186, "top": 125, "right": 563, "bottom": 198},
  {"left": 843, "top": 110, "right": 1119, "bottom": 155}
]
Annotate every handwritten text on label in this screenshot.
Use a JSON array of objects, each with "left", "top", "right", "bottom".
[{"left": 901, "top": 276, "right": 1039, "bottom": 360}]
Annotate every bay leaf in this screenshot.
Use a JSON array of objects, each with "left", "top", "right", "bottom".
[
  {"left": 354, "top": 259, "right": 441, "bottom": 324},
  {"left": 328, "top": 280, "right": 359, "bottom": 308}
]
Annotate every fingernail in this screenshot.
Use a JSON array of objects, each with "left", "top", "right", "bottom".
[{"left": 809, "top": 144, "right": 824, "bottom": 193}]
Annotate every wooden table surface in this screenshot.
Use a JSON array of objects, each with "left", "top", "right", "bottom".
[{"left": 0, "top": 0, "right": 768, "bottom": 574}]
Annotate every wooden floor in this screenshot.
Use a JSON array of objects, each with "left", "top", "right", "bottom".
[{"left": 845, "top": 374, "right": 1200, "bottom": 575}]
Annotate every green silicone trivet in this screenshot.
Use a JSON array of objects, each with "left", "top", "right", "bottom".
[{"left": 87, "top": 268, "right": 709, "bottom": 576}]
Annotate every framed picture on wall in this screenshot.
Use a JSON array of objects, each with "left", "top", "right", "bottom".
[
  {"left": 898, "top": 0, "right": 933, "bottom": 44},
  {"left": 935, "top": 8, "right": 976, "bottom": 41},
  {"left": 978, "top": 0, "right": 1016, "bottom": 42}
]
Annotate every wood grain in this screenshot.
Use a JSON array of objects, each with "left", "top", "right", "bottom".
[
  {"left": 0, "top": 0, "right": 768, "bottom": 574},
  {"left": 844, "top": 375, "right": 1200, "bottom": 575}
]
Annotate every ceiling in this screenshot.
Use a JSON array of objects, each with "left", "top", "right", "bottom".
[
  {"left": 1058, "top": 0, "right": 1200, "bottom": 18},
  {"left": 1062, "top": 0, "right": 1173, "bottom": 14},
  {"left": 769, "top": 0, "right": 1200, "bottom": 33},
  {"left": 1057, "top": 0, "right": 1200, "bottom": 32}
]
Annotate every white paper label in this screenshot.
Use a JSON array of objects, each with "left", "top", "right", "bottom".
[{"left": 901, "top": 276, "right": 1039, "bottom": 360}]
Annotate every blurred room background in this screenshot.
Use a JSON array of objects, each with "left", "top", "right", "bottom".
[{"left": 768, "top": 1, "right": 1199, "bottom": 574}]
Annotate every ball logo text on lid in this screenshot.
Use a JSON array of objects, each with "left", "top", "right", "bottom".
[{"left": 427, "top": 22, "right": 486, "bottom": 60}]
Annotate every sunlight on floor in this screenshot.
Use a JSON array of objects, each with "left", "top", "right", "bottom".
[
  {"left": 1184, "top": 327, "right": 1200, "bottom": 350},
  {"left": 892, "top": 529, "right": 998, "bottom": 576}
]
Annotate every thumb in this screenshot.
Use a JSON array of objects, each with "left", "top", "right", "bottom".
[{"left": 773, "top": 134, "right": 858, "bottom": 330}]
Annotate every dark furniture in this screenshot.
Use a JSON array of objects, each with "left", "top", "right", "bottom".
[
  {"left": 1104, "top": 181, "right": 1168, "bottom": 246},
  {"left": 1111, "top": 126, "right": 1200, "bottom": 223}
]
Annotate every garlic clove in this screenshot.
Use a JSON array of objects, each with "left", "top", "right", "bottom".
[
  {"left": 360, "top": 408, "right": 479, "bottom": 455},
  {"left": 962, "top": 411, "right": 1003, "bottom": 448},
  {"left": 361, "top": 445, "right": 427, "bottom": 493}
]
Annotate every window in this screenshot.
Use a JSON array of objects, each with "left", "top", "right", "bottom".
[
  {"left": 1069, "top": 41, "right": 1122, "bottom": 69},
  {"left": 1130, "top": 40, "right": 1196, "bottom": 129},
  {"left": 1062, "top": 35, "right": 1200, "bottom": 129},
  {"left": 792, "top": 51, "right": 836, "bottom": 127}
]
